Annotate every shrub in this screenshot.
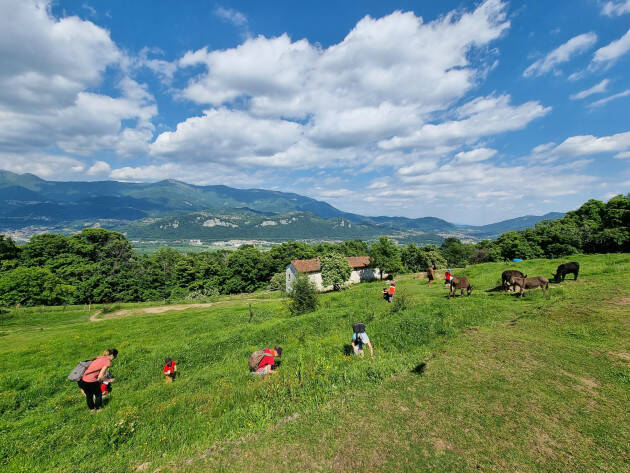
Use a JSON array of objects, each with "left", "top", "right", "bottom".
[
  {"left": 390, "top": 289, "right": 409, "bottom": 314},
  {"left": 268, "top": 272, "right": 286, "bottom": 291},
  {"left": 287, "top": 275, "right": 318, "bottom": 316},
  {"left": 320, "top": 252, "right": 352, "bottom": 290}
]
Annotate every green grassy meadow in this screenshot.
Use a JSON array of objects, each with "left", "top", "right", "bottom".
[{"left": 1, "top": 254, "right": 629, "bottom": 472}]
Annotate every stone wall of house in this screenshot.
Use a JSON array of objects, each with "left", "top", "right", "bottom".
[{"left": 286, "top": 264, "right": 386, "bottom": 292}]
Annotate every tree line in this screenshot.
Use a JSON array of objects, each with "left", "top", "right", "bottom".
[{"left": 0, "top": 194, "right": 628, "bottom": 307}]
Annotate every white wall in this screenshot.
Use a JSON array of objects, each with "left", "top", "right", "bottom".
[{"left": 286, "top": 265, "right": 385, "bottom": 292}]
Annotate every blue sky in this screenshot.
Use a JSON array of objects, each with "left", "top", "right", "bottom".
[{"left": 0, "top": 0, "right": 629, "bottom": 224}]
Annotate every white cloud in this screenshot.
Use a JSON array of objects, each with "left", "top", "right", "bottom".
[
  {"left": 523, "top": 32, "right": 597, "bottom": 77},
  {"left": 454, "top": 147, "right": 497, "bottom": 162},
  {"left": 215, "top": 6, "right": 248, "bottom": 27},
  {"left": 592, "top": 28, "right": 630, "bottom": 66},
  {"left": 158, "top": 1, "right": 526, "bottom": 170},
  {"left": 0, "top": 0, "right": 156, "bottom": 157},
  {"left": 550, "top": 131, "right": 630, "bottom": 157},
  {"left": 86, "top": 160, "right": 111, "bottom": 176},
  {"left": 588, "top": 89, "right": 630, "bottom": 108},
  {"left": 378, "top": 95, "right": 550, "bottom": 150},
  {"left": 601, "top": 1, "right": 630, "bottom": 16},
  {"left": 615, "top": 151, "right": 630, "bottom": 159},
  {"left": 151, "top": 108, "right": 302, "bottom": 164},
  {"left": 570, "top": 78, "right": 610, "bottom": 99},
  {"left": 0, "top": 152, "right": 86, "bottom": 179}
]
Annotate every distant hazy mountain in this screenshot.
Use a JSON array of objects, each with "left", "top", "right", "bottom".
[
  {"left": 462, "top": 212, "right": 566, "bottom": 239},
  {"left": 0, "top": 170, "right": 563, "bottom": 242}
]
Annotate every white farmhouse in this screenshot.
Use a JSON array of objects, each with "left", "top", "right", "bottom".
[{"left": 286, "top": 256, "right": 385, "bottom": 292}]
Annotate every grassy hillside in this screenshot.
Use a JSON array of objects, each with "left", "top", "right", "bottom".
[{"left": 1, "top": 254, "right": 629, "bottom": 472}]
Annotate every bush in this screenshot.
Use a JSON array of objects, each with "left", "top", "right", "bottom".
[
  {"left": 287, "top": 275, "right": 318, "bottom": 316},
  {"left": 268, "top": 272, "right": 286, "bottom": 291},
  {"left": 390, "top": 289, "right": 409, "bottom": 314},
  {"left": 320, "top": 252, "right": 352, "bottom": 290}
]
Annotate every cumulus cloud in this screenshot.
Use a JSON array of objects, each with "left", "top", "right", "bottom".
[
  {"left": 155, "top": 1, "right": 534, "bottom": 173},
  {"left": 0, "top": 152, "right": 86, "bottom": 179},
  {"left": 86, "top": 160, "right": 111, "bottom": 176},
  {"left": 549, "top": 131, "right": 630, "bottom": 157},
  {"left": 151, "top": 108, "right": 302, "bottom": 163},
  {"left": 588, "top": 89, "right": 630, "bottom": 108},
  {"left": 0, "top": 0, "right": 156, "bottom": 156},
  {"left": 454, "top": 147, "right": 498, "bottom": 162},
  {"left": 378, "top": 95, "right": 550, "bottom": 150},
  {"left": 570, "top": 79, "right": 610, "bottom": 99},
  {"left": 592, "top": 28, "right": 630, "bottom": 66},
  {"left": 523, "top": 32, "right": 597, "bottom": 77},
  {"left": 601, "top": 0, "right": 630, "bottom": 16}
]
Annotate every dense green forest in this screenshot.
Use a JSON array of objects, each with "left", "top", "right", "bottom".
[{"left": 0, "top": 195, "right": 628, "bottom": 307}]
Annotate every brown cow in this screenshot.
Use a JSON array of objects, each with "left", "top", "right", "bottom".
[
  {"left": 448, "top": 277, "right": 472, "bottom": 298},
  {"left": 509, "top": 275, "right": 549, "bottom": 298}
]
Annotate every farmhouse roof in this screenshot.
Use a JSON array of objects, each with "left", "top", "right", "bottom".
[{"left": 290, "top": 256, "right": 371, "bottom": 273}]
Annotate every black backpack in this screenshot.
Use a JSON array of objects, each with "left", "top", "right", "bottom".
[{"left": 353, "top": 322, "right": 366, "bottom": 334}]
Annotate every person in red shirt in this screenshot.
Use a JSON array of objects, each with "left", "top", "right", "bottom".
[
  {"left": 100, "top": 370, "right": 114, "bottom": 396},
  {"left": 255, "top": 346, "right": 282, "bottom": 375},
  {"left": 163, "top": 357, "right": 177, "bottom": 383},
  {"left": 387, "top": 282, "right": 395, "bottom": 303},
  {"left": 77, "top": 348, "right": 118, "bottom": 412},
  {"left": 444, "top": 269, "right": 452, "bottom": 286}
]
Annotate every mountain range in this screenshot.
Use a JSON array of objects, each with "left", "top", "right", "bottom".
[{"left": 0, "top": 170, "right": 564, "bottom": 243}]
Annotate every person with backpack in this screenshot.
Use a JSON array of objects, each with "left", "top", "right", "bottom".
[
  {"left": 444, "top": 269, "right": 452, "bottom": 286},
  {"left": 77, "top": 348, "right": 118, "bottom": 412},
  {"left": 249, "top": 346, "right": 282, "bottom": 375},
  {"left": 352, "top": 323, "right": 373, "bottom": 357},
  {"left": 163, "top": 357, "right": 177, "bottom": 383}
]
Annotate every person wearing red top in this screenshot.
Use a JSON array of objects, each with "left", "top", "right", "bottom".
[
  {"left": 163, "top": 357, "right": 177, "bottom": 383},
  {"left": 100, "top": 370, "right": 114, "bottom": 396},
  {"left": 78, "top": 348, "right": 118, "bottom": 412},
  {"left": 387, "top": 282, "right": 395, "bottom": 303},
  {"left": 255, "top": 346, "right": 282, "bottom": 374}
]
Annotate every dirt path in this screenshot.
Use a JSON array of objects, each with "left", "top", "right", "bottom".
[{"left": 89, "top": 298, "right": 271, "bottom": 322}]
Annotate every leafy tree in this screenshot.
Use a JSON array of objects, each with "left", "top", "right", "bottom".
[
  {"left": 401, "top": 244, "right": 447, "bottom": 271},
  {"left": 0, "top": 267, "right": 72, "bottom": 306},
  {"left": 338, "top": 240, "right": 369, "bottom": 256},
  {"left": 320, "top": 252, "right": 352, "bottom": 290},
  {"left": 0, "top": 235, "right": 19, "bottom": 261},
  {"left": 494, "top": 231, "right": 544, "bottom": 261},
  {"left": 287, "top": 275, "right": 318, "bottom": 315},
  {"left": 369, "top": 236, "right": 402, "bottom": 279},
  {"left": 266, "top": 241, "right": 316, "bottom": 273},
  {"left": 440, "top": 237, "right": 473, "bottom": 267},
  {"left": 221, "top": 245, "right": 271, "bottom": 293}
]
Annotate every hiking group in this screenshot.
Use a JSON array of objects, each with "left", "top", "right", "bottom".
[{"left": 69, "top": 260, "right": 578, "bottom": 411}]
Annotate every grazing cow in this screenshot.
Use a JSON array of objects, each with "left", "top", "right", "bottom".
[
  {"left": 448, "top": 277, "right": 472, "bottom": 298},
  {"left": 509, "top": 276, "right": 549, "bottom": 298},
  {"left": 502, "top": 270, "right": 526, "bottom": 291},
  {"left": 554, "top": 262, "right": 579, "bottom": 283}
]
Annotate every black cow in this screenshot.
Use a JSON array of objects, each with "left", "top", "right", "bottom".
[
  {"left": 554, "top": 262, "right": 579, "bottom": 283},
  {"left": 502, "top": 270, "right": 526, "bottom": 291}
]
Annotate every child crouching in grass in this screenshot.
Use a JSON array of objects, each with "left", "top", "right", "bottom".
[{"left": 164, "top": 357, "right": 177, "bottom": 383}]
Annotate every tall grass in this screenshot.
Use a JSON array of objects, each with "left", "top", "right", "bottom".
[{"left": 0, "top": 254, "right": 628, "bottom": 472}]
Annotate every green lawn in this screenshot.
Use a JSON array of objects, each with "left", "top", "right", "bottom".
[{"left": 1, "top": 254, "right": 629, "bottom": 472}]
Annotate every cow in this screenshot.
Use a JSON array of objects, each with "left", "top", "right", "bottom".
[
  {"left": 502, "top": 270, "right": 526, "bottom": 291},
  {"left": 553, "top": 262, "right": 579, "bottom": 283},
  {"left": 509, "top": 275, "right": 549, "bottom": 298},
  {"left": 448, "top": 277, "right": 472, "bottom": 298}
]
